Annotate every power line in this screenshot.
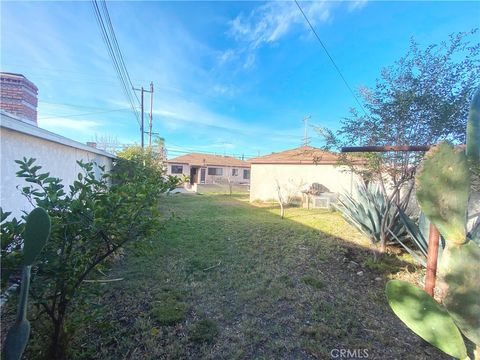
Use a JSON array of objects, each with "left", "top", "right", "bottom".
[
  {"left": 100, "top": 0, "right": 140, "bottom": 104},
  {"left": 38, "top": 99, "right": 126, "bottom": 111},
  {"left": 96, "top": 142, "right": 258, "bottom": 159},
  {"left": 159, "top": 116, "right": 303, "bottom": 140},
  {"left": 294, "top": 0, "right": 370, "bottom": 118},
  {"left": 166, "top": 149, "right": 258, "bottom": 159},
  {"left": 92, "top": 0, "right": 138, "bottom": 121},
  {"left": 303, "top": 115, "right": 311, "bottom": 146},
  {"left": 38, "top": 107, "right": 131, "bottom": 120},
  {"left": 91, "top": 0, "right": 141, "bottom": 126}
]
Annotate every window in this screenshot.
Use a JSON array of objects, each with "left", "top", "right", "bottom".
[
  {"left": 231, "top": 168, "right": 239, "bottom": 176},
  {"left": 171, "top": 165, "right": 183, "bottom": 174},
  {"left": 208, "top": 167, "right": 223, "bottom": 176},
  {"left": 243, "top": 169, "right": 250, "bottom": 180}
]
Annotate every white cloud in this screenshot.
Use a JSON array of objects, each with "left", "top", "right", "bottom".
[
  {"left": 218, "top": 49, "right": 236, "bottom": 64},
  {"left": 225, "top": 1, "right": 366, "bottom": 69},
  {"left": 152, "top": 94, "right": 303, "bottom": 145},
  {"left": 212, "top": 84, "right": 238, "bottom": 97},
  {"left": 348, "top": 0, "right": 368, "bottom": 12},
  {"left": 243, "top": 53, "right": 256, "bottom": 69},
  {"left": 229, "top": 2, "right": 331, "bottom": 48},
  {"left": 38, "top": 118, "right": 101, "bottom": 134}
]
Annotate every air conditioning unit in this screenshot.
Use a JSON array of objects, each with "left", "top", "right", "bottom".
[
  {"left": 314, "top": 197, "right": 330, "bottom": 208},
  {"left": 308, "top": 193, "right": 338, "bottom": 209}
]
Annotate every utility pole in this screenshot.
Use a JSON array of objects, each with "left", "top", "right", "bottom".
[
  {"left": 140, "top": 86, "right": 144, "bottom": 148},
  {"left": 149, "top": 82, "right": 154, "bottom": 147},
  {"left": 133, "top": 84, "right": 153, "bottom": 148},
  {"left": 303, "top": 115, "right": 311, "bottom": 146}
]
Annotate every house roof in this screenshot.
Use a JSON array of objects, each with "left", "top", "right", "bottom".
[
  {"left": 1, "top": 111, "right": 115, "bottom": 158},
  {"left": 167, "top": 153, "right": 250, "bottom": 167},
  {"left": 248, "top": 146, "right": 342, "bottom": 165}
]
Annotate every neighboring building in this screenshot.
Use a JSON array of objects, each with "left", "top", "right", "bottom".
[
  {"left": 0, "top": 72, "right": 116, "bottom": 217},
  {"left": 249, "top": 146, "right": 357, "bottom": 202},
  {"left": 0, "top": 72, "right": 38, "bottom": 125},
  {"left": 1, "top": 111, "right": 116, "bottom": 218},
  {"left": 166, "top": 153, "right": 250, "bottom": 185}
]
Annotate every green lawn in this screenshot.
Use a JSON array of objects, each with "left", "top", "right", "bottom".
[{"left": 64, "top": 194, "right": 448, "bottom": 359}]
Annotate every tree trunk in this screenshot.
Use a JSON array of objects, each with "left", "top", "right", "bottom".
[
  {"left": 379, "top": 233, "right": 387, "bottom": 254},
  {"left": 275, "top": 180, "right": 285, "bottom": 219},
  {"left": 49, "top": 311, "right": 67, "bottom": 360}
]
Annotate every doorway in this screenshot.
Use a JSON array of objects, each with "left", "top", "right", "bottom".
[{"left": 190, "top": 167, "right": 199, "bottom": 184}]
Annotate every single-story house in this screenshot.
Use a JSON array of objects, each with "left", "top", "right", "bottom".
[
  {"left": 1, "top": 111, "right": 115, "bottom": 218},
  {"left": 249, "top": 145, "right": 357, "bottom": 203},
  {"left": 166, "top": 153, "right": 250, "bottom": 185}
]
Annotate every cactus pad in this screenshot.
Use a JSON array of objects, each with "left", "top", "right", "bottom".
[
  {"left": 438, "top": 241, "right": 480, "bottom": 346},
  {"left": 416, "top": 143, "right": 469, "bottom": 244},
  {"left": 386, "top": 280, "right": 467, "bottom": 359},
  {"left": 23, "top": 207, "right": 51, "bottom": 266},
  {"left": 467, "top": 88, "right": 480, "bottom": 163},
  {"left": 4, "top": 320, "right": 31, "bottom": 360}
]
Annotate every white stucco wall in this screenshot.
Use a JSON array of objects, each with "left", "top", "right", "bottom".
[
  {"left": 249, "top": 163, "right": 355, "bottom": 202},
  {"left": 1, "top": 114, "right": 114, "bottom": 218}
]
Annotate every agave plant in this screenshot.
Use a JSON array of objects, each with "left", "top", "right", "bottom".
[
  {"left": 389, "top": 209, "right": 446, "bottom": 268},
  {"left": 336, "top": 181, "right": 407, "bottom": 249}
]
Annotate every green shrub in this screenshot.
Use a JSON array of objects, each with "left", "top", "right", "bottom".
[{"left": 0, "top": 147, "right": 181, "bottom": 359}]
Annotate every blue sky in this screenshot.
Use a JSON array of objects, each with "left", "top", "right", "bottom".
[{"left": 1, "top": 1, "right": 479, "bottom": 159}]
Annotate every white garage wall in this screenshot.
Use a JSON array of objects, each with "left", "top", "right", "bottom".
[
  {"left": 1, "top": 113, "right": 115, "bottom": 218},
  {"left": 249, "top": 163, "right": 355, "bottom": 202}
]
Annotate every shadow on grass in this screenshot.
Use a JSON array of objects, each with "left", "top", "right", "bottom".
[{"left": 10, "top": 193, "right": 452, "bottom": 360}]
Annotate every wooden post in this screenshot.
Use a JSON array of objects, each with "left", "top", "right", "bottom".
[
  {"left": 341, "top": 143, "right": 441, "bottom": 297},
  {"left": 341, "top": 145, "right": 431, "bottom": 153},
  {"left": 425, "top": 224, "right": 440, "bottom": 297}
]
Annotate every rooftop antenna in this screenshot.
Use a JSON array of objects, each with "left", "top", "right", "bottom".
[{"left": 303, "top": 115, "right": 312, "bottom": 146}]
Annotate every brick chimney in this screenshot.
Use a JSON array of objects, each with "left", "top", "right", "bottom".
[{"left": 0, "top": 72, "right": 38, "bottom": 125}]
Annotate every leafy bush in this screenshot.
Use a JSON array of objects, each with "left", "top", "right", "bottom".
[
  {"left": 1, "top": 147, "right": 180, "bottom": 359},
  {"left": 1, "top": 209, "right": 24, "bottom": 288}
]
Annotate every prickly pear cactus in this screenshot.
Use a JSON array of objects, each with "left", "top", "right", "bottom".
[
  {"left": 416, "top": 142, "right": 469, "bottom": 244},
  {"left": 4, "top": 207, "right": 50, "bottom": 360},
  {"left": 439, "top": 241, "right": 480, "bottom": 346},
  {"left": 467, "top": 88, "right": 480, "bottom": 163},
  {"left": 387, "top": 89, "right": 480, "bottom": 358},
  {"left": 23, "top": 207, "right": 51, "bottom": 266},
  {"left": 386, "top": 280, "right": 467, "bottom": 359},
  {"left": 416, "top": 89, "right": 480, "bottom": 347}
]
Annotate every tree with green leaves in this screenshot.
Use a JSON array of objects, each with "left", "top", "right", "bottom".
[
  {"left": 319, "top": 30, "right": 480, "bottom": 252},
  {"left": 1, "top": 147, "right": 181, "bottom": 359}
]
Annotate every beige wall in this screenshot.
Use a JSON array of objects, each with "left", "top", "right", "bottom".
[
  {"left": 249, "top": 163, "right": 354, "bottom": 202},
  {"left": 167, "top": 163, "right": 250, "bottom": 185},
  {"left": 1, "top": 127, "right": 113, "bottom": 218},
  {"left": 166, "top": 163, "right": 191, "bottom": 178}
]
